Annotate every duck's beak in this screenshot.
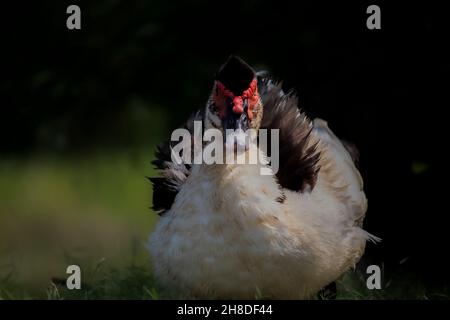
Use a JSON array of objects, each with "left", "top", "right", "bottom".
[{"left": 222, "top": 99, "right": 249, "bottom": 131}]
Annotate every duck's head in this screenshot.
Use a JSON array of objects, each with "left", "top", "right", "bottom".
[{"left": 205, "top": 56, "right": 263, "bottom": 133}]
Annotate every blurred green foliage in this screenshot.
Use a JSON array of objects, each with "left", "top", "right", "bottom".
[{"left": 0, "top": 149, "right": 157, "bottom": 297}]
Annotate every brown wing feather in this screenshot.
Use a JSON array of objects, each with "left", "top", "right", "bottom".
[{"left": 258, "top": 75, "right": 321, "bottom": 192}]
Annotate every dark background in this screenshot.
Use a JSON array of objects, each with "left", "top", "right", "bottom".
[{"left": 1, "top": 1, "right": 449, "bottom": 297}]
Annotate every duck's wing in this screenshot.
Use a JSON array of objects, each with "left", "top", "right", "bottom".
[
  {"left": 312, "top": 119, "right": 371, "bottom": 230},
  {"left": 258, "top": 73, "right": 376, "bottom": 240},
  {"left": 150, "top": 109, "right": 204, "bottom": 215},
  {"left": 258, "top": 73, "right": 321, "bottom": 192}
]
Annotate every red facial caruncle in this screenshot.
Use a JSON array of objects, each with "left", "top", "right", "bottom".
[{"left": 213, "top": 78, "right": 259, "bottom": 121}]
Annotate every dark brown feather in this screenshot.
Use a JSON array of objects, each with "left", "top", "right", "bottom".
[
  {"left": 258, "top": 75, "right": 321, "bottom": 192},
  {"left": 150, "top": 110, "right": 203, "bottom": 215}
]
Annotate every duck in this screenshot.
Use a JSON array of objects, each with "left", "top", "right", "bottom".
[{"left": 148, "top": 55, "right": 378, "bottom": 299}]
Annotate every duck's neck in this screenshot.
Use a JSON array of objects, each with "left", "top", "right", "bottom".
[{"left": 187, "top": 149, "right": 282, "bottom": 213}]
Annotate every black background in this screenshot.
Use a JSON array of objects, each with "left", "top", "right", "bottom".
[{"left": 1, "top": 1, "right": 449, "bottom": 295}]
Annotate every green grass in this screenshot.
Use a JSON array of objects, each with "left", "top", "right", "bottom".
[
  {"left": 0, "top": 149, "right": 158, "bottom": 299},
  {"left": 3, "top": 264, "right": 447, "bottom": 300}
]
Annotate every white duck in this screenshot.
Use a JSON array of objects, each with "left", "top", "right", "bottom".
[{"left": 148, "top": 56, "right": 378, "bottom": 299}]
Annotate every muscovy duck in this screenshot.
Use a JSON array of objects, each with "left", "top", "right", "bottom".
[{"left": 148, "top": 56, "right": 378, "bottom": 299}]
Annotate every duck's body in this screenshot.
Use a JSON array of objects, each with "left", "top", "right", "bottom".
[{"left": 148, "top": 57, "right": 377, "bottom": 299}]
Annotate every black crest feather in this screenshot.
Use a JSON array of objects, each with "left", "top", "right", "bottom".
[{"left": 216, "top": 55, "right": 255, "bottom": 95}]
